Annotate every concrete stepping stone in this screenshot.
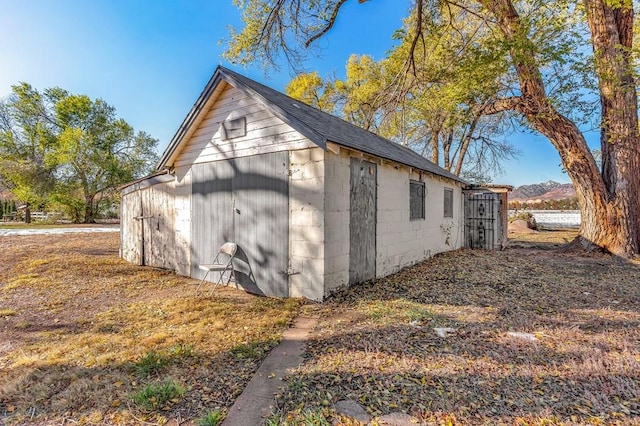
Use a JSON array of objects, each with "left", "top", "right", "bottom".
[{"left": 333, "top": 399, "right": 372, "bottom": 424}]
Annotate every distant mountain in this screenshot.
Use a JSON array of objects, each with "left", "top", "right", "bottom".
[{"left": 509, "top": 180, "right": 576, "bottom": 201}]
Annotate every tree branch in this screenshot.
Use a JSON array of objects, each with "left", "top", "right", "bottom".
[
  {"left": 259, "top": 0, "right": 286, "bottom": 45},
  {"left": 447, "top": 1, "right": 488, "bottom": 21},
  {"left": 479, "top": 96, "right": 524, "bottom": 115},
  {"left": 407, "top": 0, "right": 424, "bottom": 76},
  {"left": 304, "top": 0, "right": 350, "bottom": 48}
]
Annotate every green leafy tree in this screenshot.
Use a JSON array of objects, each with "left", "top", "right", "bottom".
[
  {"left": 0, "top": 85, "right": 158, "bottom": 223},
  {"left": 286, "top": 71, "right": 339, "bottom": 114},
  {"left": 0, "top": 83, "right": 58, "bottom": 222},
  {"left": 286, "top": 51, "right": 518, "bottom": 181},
  {"left": 226, "top": 0, "right": 640, "bottom": 257},
  {"left": 283, "top": 9, "right": 520, "bottom": 181}
]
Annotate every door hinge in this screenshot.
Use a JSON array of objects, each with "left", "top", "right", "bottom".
[{"left": 281, "top": 268, "right": 299, "bottom": 276}]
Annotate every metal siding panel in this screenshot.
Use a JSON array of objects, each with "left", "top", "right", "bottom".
[{"left": 349, "top": 158, "right": 377, "bottom": 284}]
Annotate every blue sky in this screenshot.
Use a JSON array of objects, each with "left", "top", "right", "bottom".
[{"left": 0, "top": 0, "right": 579, "bottom": 186}]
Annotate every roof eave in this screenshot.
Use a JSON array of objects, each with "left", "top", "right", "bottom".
[
  {"left": 156, "top": 67, "right": 225, "bottom": 170},
  {"left": 218, "top": 68, "right": 328, "bottom": 150},
  {"left": 326, "top": 140, "right": 467, "bottom": 185}
]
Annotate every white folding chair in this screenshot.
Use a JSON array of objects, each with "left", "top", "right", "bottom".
[{"left": 197, "top": 242, "right": 238, "bottom": 295}]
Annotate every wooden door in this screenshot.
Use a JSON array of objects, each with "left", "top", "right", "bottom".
[
  {"left": 141, "top": 184, "right": 175, "bottom": 269},
  {"left": 349, "top": 158, "right": 377, "bottom": 284},
  {"left": 191, "top": 160, "right": 234, "bottom": 279},
  {"left": 120, "top": 190, "right": 143, "bottom": 265},
  {"left": 191, "top": 152, "right": 290, "bottom": 297},
  {"left": 233, "top": 152, "right": 289, "bottom": 297},
  {"left": 464, "top": 192, "right": 499, "bottom": 249}
]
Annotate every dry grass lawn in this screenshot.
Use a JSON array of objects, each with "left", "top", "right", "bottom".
[
  {"left": 2, "top": 229, "right": 640, "bottom": 425},
  {"left": 0, "top": 232, "right": 300, "bottom": 425},
  {"left": 270, "top": 230, "right": 640, "bottom": 425}
]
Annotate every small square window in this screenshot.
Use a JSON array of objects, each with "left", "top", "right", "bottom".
[
  {"left": 410, "top": 180, "right": 425, "bottom": 220},
  {"left": 444, "top": 188, "right": 454, "bottom": 218}
]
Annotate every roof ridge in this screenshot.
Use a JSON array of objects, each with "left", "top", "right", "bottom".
[{"left": 158, "top": 65, "right": 465, "bottom": 184}]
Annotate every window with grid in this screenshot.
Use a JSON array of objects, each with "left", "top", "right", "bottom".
[
  {"left": 410, "top": 180, "right": 425, "bottom": 220},
  {"left": 444, "top": 188, "right": 454, "bottom": 218}
]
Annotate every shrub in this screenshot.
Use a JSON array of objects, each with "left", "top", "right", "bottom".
[{"left": 509, "top": 211, "right": 537, "bottom": 230}]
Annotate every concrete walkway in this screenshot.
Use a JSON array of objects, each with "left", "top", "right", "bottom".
[{"left": 222, "top": 315, "right": 318, "bottom": 426}]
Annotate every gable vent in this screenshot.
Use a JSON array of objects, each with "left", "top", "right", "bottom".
[{"left": 221, "top": 116, "right": 247, "bottom": 140}]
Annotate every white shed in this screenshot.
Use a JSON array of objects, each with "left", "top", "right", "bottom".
[{"left": 120, "top": 66, "right": 467, "bottom": 301}]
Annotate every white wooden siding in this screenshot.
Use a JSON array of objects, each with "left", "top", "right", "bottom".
[
  {"left": 174, "top": 84, "right": 315, "bottom": 168},
  {"left": 173, "top": 166, "right": 192, "bottom": 276}
]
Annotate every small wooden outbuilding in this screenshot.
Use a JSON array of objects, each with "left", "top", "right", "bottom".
[
  {"left": 120, "top": 66, "right": 467, "bottom": 301},
  {"left": 463, "top": 184, "right": 513, "bottom": 250}
]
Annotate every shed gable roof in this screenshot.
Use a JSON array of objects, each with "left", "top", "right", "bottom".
[{"left": 158, "top": 66, "right": 465, "bottom": 183}]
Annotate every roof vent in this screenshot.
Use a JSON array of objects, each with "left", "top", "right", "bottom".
[{"left": 221, "top": 116, "right": 247, "bottom": 140}]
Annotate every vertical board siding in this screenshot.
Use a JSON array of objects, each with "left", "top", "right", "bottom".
[
  {"left": 191, "top": 160, "right": 234, "bottom": 279},
  {"left": 173, "top": 168, "right": 192, "bottom": 276},
  {"left": 121, "top": 182, "right": 175, "bottom": 269},
  {"left": 191, "top": 151, "right": 289, "bottom": 297},
  {"left": 142, "top": 184, "right": 176, "bottom": 269},
  {"left": 349, "top": 158, "right": 377, "bottom": 284},
  {"left": 233, "top": 151, "right": 289, "bottom": 296},
  {"left": 120, "top": 190, "right": 143, "bottom": 265}
]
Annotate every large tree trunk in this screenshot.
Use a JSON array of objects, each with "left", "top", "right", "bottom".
[
  {"left": 84, "top": 195, "right": 96, "bottom": 224},
  {"left": 482, "top": 0, "right": 640, "bottom": 257},
  {"left": 443, "top": 130, "right": 453, "bottom": 171},
  {"left": 584, "top": 0, "right": 640, "bottom": 256},
  {"left": 429, "top": 128, "right": 440, "bottom": 165},
  {"left": 24, "top": 202, "right": 30, "bottom": 224},
  {"left": 454, "top": 112, "right": 481, "bottom": 176}
]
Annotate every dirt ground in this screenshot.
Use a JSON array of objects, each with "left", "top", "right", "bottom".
[
  {"left": 271, "top": 230, "right": 640, "bottom": 425},
  {"left": 1, "top": 230, "right": 639, "bottom": 425},
  {"left": 0, "top": 232, "right": 300, "bottom": 425}
]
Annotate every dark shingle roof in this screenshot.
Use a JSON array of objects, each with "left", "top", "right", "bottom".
[{"left": 159, "top": 66, "right": 464, "bottom": 183}]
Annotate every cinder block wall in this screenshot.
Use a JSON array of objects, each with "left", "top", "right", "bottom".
[
  {"left": 323, "top": 151, "right": 351, "bottom": 294},
  {"left": 323, "top": 150, "right": 465, "bottom": 293},
  {"left": 288, "top": 147, "right": 326, "bottom": 301},
  {"left": 377, "top": 165, "right": 464, "bottom": 277}
]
